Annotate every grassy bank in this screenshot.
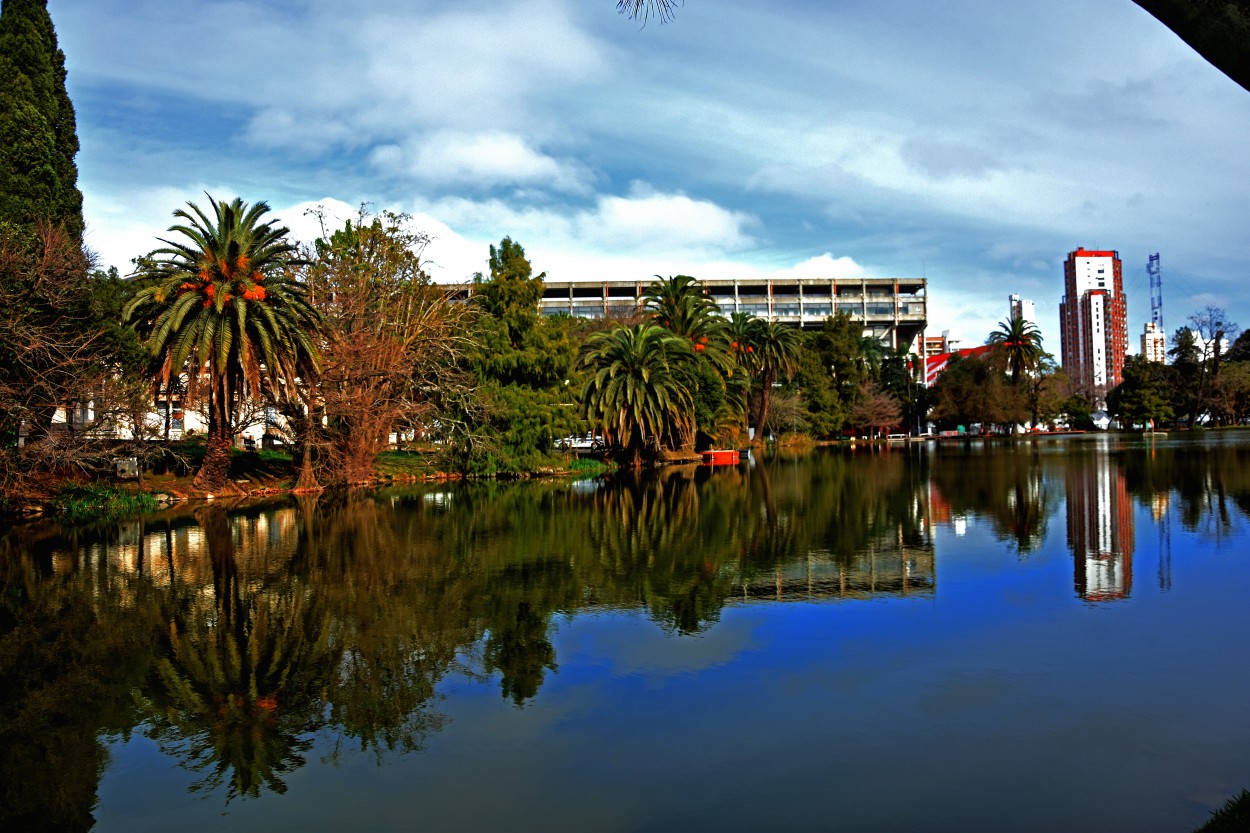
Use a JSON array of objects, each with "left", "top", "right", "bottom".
[
  {"left": 48, "top": 483, "right": 159, "bottom": 524},
  {"left": 5, "top": 439, "right": 609, "bottom": 524}
]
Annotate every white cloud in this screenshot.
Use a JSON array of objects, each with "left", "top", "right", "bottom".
[
  {"left": 65, "top": 0, "right": 610, "bottom": 155},
  {"left": 370, "top": 131, "right": 594, "bottom": 193},
  {"left": 769, "top": 253, "right": 866, "bottom": 281},
  {"left": 414, "top": 184, "right": 756, "bottom": 257},
  {"left": 57, "top": 0, "right": 1250, "bottom": 348},
  {"left": 577, "top": 184, "right": 755, "bottom": 252}
]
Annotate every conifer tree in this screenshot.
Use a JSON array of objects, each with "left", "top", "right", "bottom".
[{"left": 0, "top": 0, "right": 84, "bottom": 237}]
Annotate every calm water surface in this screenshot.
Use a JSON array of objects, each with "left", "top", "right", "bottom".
[{"left": 2, "top": 434, "right": 1249, "bottom": 832}]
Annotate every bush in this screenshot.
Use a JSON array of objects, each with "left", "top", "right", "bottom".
[
  {"left": 48, "top": 483, "right": 158, "bottom": 524},
  {"left": 569, "top": 457, "right": 612, "bottom": 476}
]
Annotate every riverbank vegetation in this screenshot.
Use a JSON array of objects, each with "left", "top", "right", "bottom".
[{"left": 5, "top": 0, "right": 1250, "bottom": 512}]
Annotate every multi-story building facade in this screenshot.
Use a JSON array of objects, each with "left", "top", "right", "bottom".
[
  {"left": 1059, "top": 248, "right": 1128, "bottom": 406},
  {"left": 529, "top": 276, "right": 928, "bottom": 350},
  {"left": 1141, "top": 321, "right": 1167, "bottom": 363},
  {"left": 1009, "top": 294, "right": 1035, "bottom": 326}
]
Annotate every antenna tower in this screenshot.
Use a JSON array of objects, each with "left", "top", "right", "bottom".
[{"left": 1147, "top": 253, "right": 1164, "bottom": 330}]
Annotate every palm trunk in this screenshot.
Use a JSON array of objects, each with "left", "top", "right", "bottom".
[
  {"left": 194, "top": 421, "right": 234, "bottom": 492},
  {"left": 193, "top": 379, "right": 237, "bottom": 493},
  {"left": 755, "top": 371, "right": 775, "bottom": 442}
]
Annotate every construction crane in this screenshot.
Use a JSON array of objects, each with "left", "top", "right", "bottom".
[{"left": 1147, "top": 253, "right": 1164, "bottom": 330}]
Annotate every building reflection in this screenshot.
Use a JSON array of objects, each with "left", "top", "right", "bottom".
[
  {"left": 735, "top": 534, "right": 935, "bottom": 602},
  {"left": 45, "top": 506, "right": 299, "bottom": 591},
  {"left": 1066, "top": 456, "right": 1135, "bottom": 601},
  {"left": 1151, "top": 492, "right": 1173, "bottom": 592}
]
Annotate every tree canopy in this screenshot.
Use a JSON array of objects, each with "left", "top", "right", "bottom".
[
  {"left": 0, "top": 0, "right": 82, "bottom": 236},
  {"left": 125, "top": 196, "right": 321, "bottom": 491}
]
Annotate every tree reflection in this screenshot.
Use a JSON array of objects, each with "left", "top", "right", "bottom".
[
  {"left": 928, "top": 443, "right": 1055, "bottom": 555},
  {"left": 293, "top": 492, "right": 458, "bottom": 753},
  {"left": 0, "top": 528, "right": 157, "bottom": 832},
  {"left": 484, "top": 600, "right": 557, "bottom": 705},
  {"left": 1118, "top": 437, "right": 1250, "bottom": 543},
  {"left": 142, "top": 506, "right": 335, "bottom": 799}
]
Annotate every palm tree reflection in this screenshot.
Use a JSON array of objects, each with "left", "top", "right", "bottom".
[{"left": 144, "top": 506, "right": 333, "bottom": 798}]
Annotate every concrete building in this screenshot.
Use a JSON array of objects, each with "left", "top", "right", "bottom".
[
  {"left": 1059, "top": 248, "right": 1128, "bottom": 406},
  {"left": 1141, "top": 320, "right": 1167, "bottom": 363},
  {"left": 1009, "top": 294, "right": 1036, "bottom": 326},
  {"left": 921, "top": 332, "right": 952, "bottom": 360},
  {"left": 528, "top": 276, "right": 927, "bottom": 350}
]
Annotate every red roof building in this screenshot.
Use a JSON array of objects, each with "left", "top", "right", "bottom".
[{"left": 1060, "top": 248, "right": 1128, "bottom": 406}]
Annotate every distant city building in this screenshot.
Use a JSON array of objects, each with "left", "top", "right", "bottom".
[
  {"left": 1059, "top": 248, "right": 1128, "bottom": 406},
  {"left": 1009, "top": 294, "right": 1035, "bottom": 326},
  {"left": 923, "top": 343, "right": 993, "bottom": 386},
  {"left": 921, "top": 331, "right": 952, "bottom": 359},
  {"left": 1141, "top": 320, "right": 1167, "bottom": 363}
]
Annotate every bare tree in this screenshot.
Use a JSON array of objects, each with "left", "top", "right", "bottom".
[
  {"left": 302, "top": 207, "right": 475, "bottom": 485},
  {"left": 850, "top": 382, "right": 902, "bottom": 439},
  {"left": 1, "top": 224, "right": 148, "bottom": 498},
  {"left": 1188, "top": 306, "right": 1241, "bottom": 422}
]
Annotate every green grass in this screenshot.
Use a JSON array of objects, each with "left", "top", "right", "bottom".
[
  {"left": 375, "top": 449, "right": 440, "bottom": 478},
  {"left": 254, "top": 448, "right": 292, "bottom": 465},
  {"left": 569, "top": 457, "right": 612, "bottom": 476},
  {"left": 49, "top": 483, "right": 159, "bottom": 524}
]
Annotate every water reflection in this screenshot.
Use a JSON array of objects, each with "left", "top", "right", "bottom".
[
  {"left": 927, "top": 443, "right": 1054, "bottom": 555},
  {"left": 1066, "top": 454, "right": 1135, "bottom": 601},
  {"left": 2, "top": 436, "right": 1250, "bottom": 828}
]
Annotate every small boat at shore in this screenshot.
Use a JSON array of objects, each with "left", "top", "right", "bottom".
[{"left": 701, "top": 449, "right": 740, "bottom": 465}]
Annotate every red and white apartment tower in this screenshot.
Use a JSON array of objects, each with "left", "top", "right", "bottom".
[{"left": 1060, "top": 248, "right": 1128, "bottom": 406}]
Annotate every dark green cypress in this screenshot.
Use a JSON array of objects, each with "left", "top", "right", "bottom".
[{"left": 0, "top": 0, "right": 84, "bottom": 238}]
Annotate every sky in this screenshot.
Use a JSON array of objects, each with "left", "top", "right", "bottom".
[{"left": 51, "top": 0, "right": 1250, "bottom": 350}]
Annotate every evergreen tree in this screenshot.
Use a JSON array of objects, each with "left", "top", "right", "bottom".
[
  {"left": 458, "top": 238, "right": 581, "bottom": 474},
  {"left": 1108, "top": 355, "right": 1173, "bottom": 429},
  {"left": 0, "top": 0, "right": 83, "bottom": 237},
  {"left": 1168, "top": 327, "right": 1203, "bottom": 425},
  {"left": 1226, "top": 330, "right": 1250, "bottom": 364}
]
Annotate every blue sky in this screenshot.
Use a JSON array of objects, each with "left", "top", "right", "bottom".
[{"left": 53, "top": 0, "right": 1250, "bottom": 349}]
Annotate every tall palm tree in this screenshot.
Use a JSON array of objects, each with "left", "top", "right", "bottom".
[
  {"left": 642, "top": 274, "right": 724, "bottom": 343},
  {"left": 751, "top": 320, "right": 802, "bottom": 438},
  {"left": 724, "top": 311, "right": 764, "bottom": 432},
  {"left": 578, "top": 323, "right": 695, "bottom": 467},
  {"left": 125, "top": 196, "right": 322, "bottom": 491},
  {"left": 988, "top": 317, "right": 1044, "bottom": 384}
]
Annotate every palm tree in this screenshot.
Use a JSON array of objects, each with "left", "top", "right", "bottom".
[
  {"left": 724, "top": 311, "right": 765, "bottom": 433},
  {"left": 751, "top": 320, "right": 802, "bottom": 439},
  {"left": 125, "top": 196, "right": 322, "bottom": 491},
  {"left": 988, "top": 317, "right": 1044, "bottom": 384},
  {"left": 855, "top": 333, "right": 886, "bottom": 383},
  {"left": 642, "top": 274, "right": 724, "bottom": 343},
  {"left": 578, "top": 323, "right": 696, "bottom": 467}
]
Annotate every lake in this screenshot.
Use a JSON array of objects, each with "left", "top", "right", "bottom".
[{"left": 2, "top": 433, "right": 1248, "bottom": 832}]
